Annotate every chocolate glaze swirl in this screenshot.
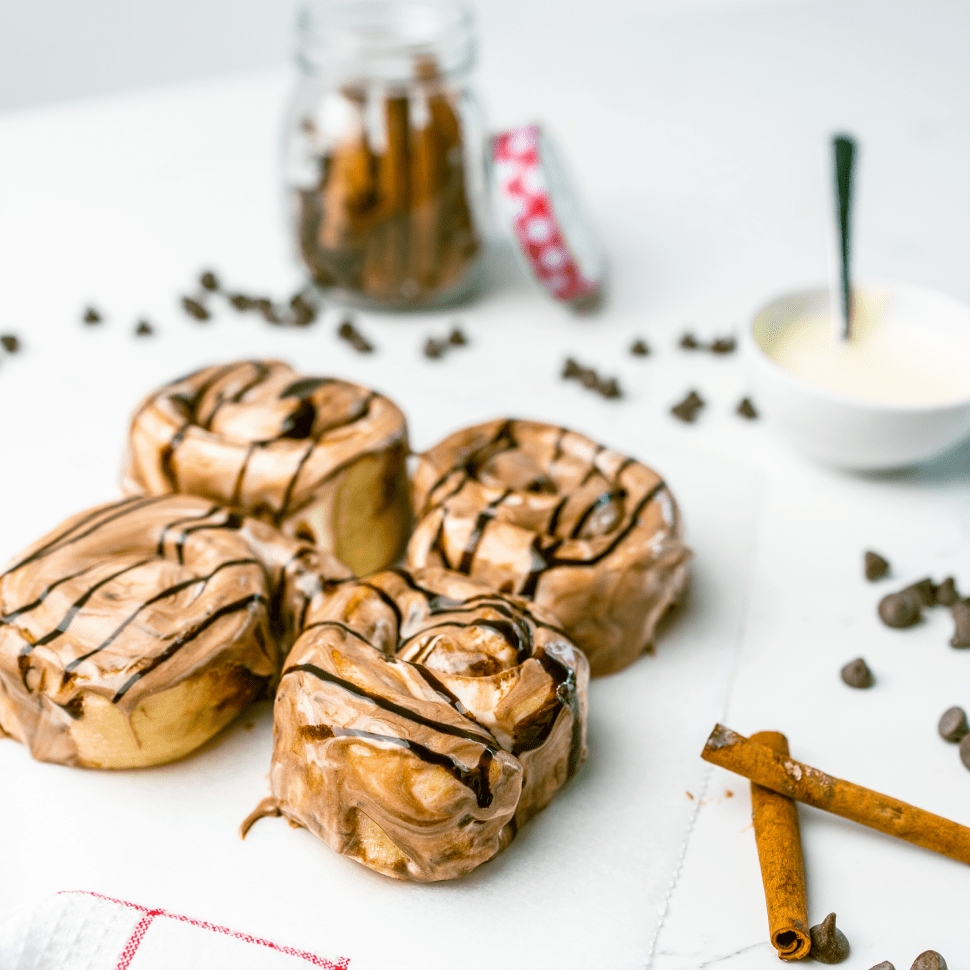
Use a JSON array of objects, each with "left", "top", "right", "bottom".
[
  {"left": 406, "top": 419, "right": 692, "bottom": 675},
  {"left": 121, "top": 360, "right": 411, "bottom": 575},
  {"left": 266, "top": 566, "right": 589, "bottom": 882},
  {"left": 0, "top": 495, "right": 349, "bottom": 768}
]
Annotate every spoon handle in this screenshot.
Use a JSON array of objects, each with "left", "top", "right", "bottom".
[{"left": 833, "top": 135, "right": 856, "bottom": 340}]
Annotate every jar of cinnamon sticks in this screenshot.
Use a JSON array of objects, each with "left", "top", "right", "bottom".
[{"left": 285, "top": 0, "right": 485, "bottom": 310}]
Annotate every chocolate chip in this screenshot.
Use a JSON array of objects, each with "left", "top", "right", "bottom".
[
  {"left": 809, "top": 913, "right": 850, "bottom": 964},
  {"left": 951, "top": 599, "right": 970, "bottom": 649},
  {"left": 736, "top": 397, "right": 758, "bottom": 420},
  {"left": 841, "top": 657, "right": 874, "bottom": 689},
  {"left": 135, "top": 320, "right": 154, "bottom": 336},
  {"left": 938, "top": 706, "right": 969, "bottom": 743},
  {"left": 448, "top": 326, "right": 467, "bottom": 346},
  {"left": 338, "top": 319, "right": 374, "bottom": 354},
  {"left": 935, "top": 577, "right": 959, "bottom": 606},
  {"left": 228, "top": 293, "right": 254, "bottom": 311},
  {"left": 423, "top": 337, "right": 447, "bottom": 359},
  {"left": 253, "top": 298, "right": 278, "bottom": 324},
  {"left": 287, "top": 292, "right": 317, "bottom": 327},
  {"left": 868, "top": 963, "right": 896, "bottom": 970},
  {"left": 910, "top": 951, "right": 948, "bottom": 970},
  {"left": 181, "top": 296, "right": 210, "bottom": 321},
  {"left": 864, "top": 551, "right": 890, "bottom": 581},
  {"left": 630, "top": 339, "right": 650, "bottom": 356},
  {"left": 878, "top": 588, "right": 923, "bottom": 628},
  {"left": 199, "top": 270, "right": 220, "bottom": 291},
  {"left": 679, "top": 332, "right": 700, "bottom": 350},
  {"left": 598, "top": 377, "right": 623, "bottom": 399},
  {"left": 710, "top": 336, "right": 736, "bottom": 355},
  {"left": 83, "top": 307, "right": 102, "bottom": 325},
  {"left": 562, "top": 358, "right": 580, "bottom": 379},
  {"left": 904, "top": 578, "right": 937, "bottom": 607},
  {"left": 0, "top": 334, "right": 20, "bottom": 353},
  {"left": 671, "top": 390, "right": 705, "bottom": 423},
  {"left": 960, "top": 734, "right": 970, "bottom": 772},
  {"left": 579, "top": 367, "right": 599, "bottom": 389}
]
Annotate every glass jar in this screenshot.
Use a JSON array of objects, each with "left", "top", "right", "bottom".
[{"left": 284, "top": 0, "right": 486, "bottom": 311}]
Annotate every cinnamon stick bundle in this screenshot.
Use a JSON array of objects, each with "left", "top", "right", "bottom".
[
  {"left": 702, "top": 724, "right": 970, "bottom": 864},
  {"left": 749, "top": 731, "right": 811, "bottom": 961},
  {"left": 296, "top": 56, "right": 479, "bottom": 307}
]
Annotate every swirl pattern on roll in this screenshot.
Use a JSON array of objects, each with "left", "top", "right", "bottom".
[
  {"left": 406, "top": 419, "right": 692, "bottom": 675},
  {"left": 0, "top": 495, "right": 350, "bottom": 768},
  {"left": 267, "top": 566, "right": 589, "bottom": 882},
  {"left": 121, "top": 360, "right": 411, "bottom": 575}
]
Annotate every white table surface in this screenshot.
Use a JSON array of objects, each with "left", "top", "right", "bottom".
[{"left": 0, "top": 1, "right": 968, "bottom": 968}]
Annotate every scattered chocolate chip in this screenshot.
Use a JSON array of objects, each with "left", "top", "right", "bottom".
[
  {"left": 960, "top": 734, "right": 970, "bottom": 772},
  {"left": 935, "top": 577, "right": 959, "bottom": 606},
  {"left": 579, "top": 367, "right": 599, "bottom": 389},
  {"left": 710, "top": 336, "right": 736, "bottom": 355},
  {"left": 878, "top": 588, "right": 923, "bottom": 629},
  {"left": 423, "top": 337, "right": 447, "bottom": 359},
  {"left": 736, "top": 397, "right": 758, "bottom": 420},
  {"left": 910, "top": 951, "right": 948, "bottom": 970},
  {"left": 864, "top": 551, "right": 890, "bottom": 581},
  {"left": 809, "top": 913, "right": 850, "bottom": 964},
  {"left": 598, "top": 377, "right": 623, "bottom": 399},
  {"left": 228, "top": 293, "right": 254, "bottom": 311},
  {"left": 135, "top": 320, "right": 154, "bottom": 336},
  {"left": 951, "top": 599, "right": 970, "bottom": 649},
  {"left": 679, "top": 332, "right": 700, "bottom": 350},
  {"left": 181, "top": 296, "right": 210, "bottom": 321},
  {"left": 868, "top": 962, "right": 896, "bottom": 970},
  {"left": 841, "top": 657, "right": 874, "bottom": 689},
  {"left": 0, "top": 334, "right": 20, "bottom": 353},
  {"left": 337, "top": 319, "right": 374, "bottom": 354},
  {"left": 83, "top": 307, "right": 102, "bottom": 325},
  {"left": 562, "top": 358, "right": 581, "bottom": 379},
  {"left": 287, "top": 292, "right": 317, "bottom": 327},
  {"left": 200, "top": 270, "right": 220, "bottom": 292},
  {"left": 904, "top": 577, "right": 937, "bottom": 607},
  {"left": 253, "top": 298, "right": 278, "bottom": 324},
  {"left": 630, "top": 339, "right": 650, "bottom": 357},
  {"left": 938, "top": 706, "right": 969, "bottom": 743},
  {"left": 300, "top": 116, "right": 317, "bottom": 135},
  {"left": 448, "top": 326, "right": 467, "bottom": 346},
  {"left": 671, "top": 390, "right": 705, "bottom": 423}
]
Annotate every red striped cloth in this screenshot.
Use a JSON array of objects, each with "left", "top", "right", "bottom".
[{"left": 0, "top": 891, "right": 349, "bottom": 970}]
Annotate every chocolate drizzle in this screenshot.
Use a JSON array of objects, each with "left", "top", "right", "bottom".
[
  {"left": 113, "top": 592, "right": 268, "bottom": 701},
  {"left": 284, "top": 662, "right": 499, "bottom": 754}
]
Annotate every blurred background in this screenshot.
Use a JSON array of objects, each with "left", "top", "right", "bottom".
[{"left": 1, "top": 0, "right": 791, "bottom": 112}]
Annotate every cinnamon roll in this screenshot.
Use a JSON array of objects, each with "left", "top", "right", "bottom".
[
  {"left": 0, "top": 495, "right": 349, "bottom": 768},
  {"left": 121, "top": 360, "right": 411, "bottom": 575},
  {"left": 262, "top": 567, "right": 588, "bottom": 882},
  {"left": 406, "top": 420, "right": 692, "bottom": 676}
]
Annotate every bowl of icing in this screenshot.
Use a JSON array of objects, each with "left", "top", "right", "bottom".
[{"left": 748, "top": 281, "right": 970, "bottom": 470}]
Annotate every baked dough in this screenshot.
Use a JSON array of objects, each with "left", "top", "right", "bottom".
[
  {"left": 407, "top": 419, "right": 691, "bottom": 675},
  {"left": 121, "top": 360, "right": 411, "bottom": 575}
]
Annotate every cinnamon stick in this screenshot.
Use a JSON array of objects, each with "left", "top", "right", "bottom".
[
  {"left": 749, "top": 731, "right": 811, "bottom": 961},
  {"left": 702, "top": 725, "right": 970, "bottom": 864}
]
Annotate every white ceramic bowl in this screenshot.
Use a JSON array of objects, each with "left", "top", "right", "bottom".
[{"left": 747, "top": 281, "right": 970, "bottom": 471}]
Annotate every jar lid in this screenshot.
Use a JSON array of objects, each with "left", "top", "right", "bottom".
[{"left": 489, "top": 124, "right": 605, "bottom": 307}]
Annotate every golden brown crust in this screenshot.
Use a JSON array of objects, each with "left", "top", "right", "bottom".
[
  {"left": 0, "top": 495, "right": 350, "bottom": 768},
  {"left": 268, "top": 567, "right": 589, "bottom": 882},
  {"left": 121, "top": 360, "right": 411, "bottom": 575},
  {"left": 406, "top": 419, "right": 692, "bottom": 675}
]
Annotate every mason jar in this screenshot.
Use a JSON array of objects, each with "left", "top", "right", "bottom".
[{"left": 284, "top": 0, "right": 486, "bottom": 311}]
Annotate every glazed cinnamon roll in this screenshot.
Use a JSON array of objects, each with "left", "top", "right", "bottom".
[
  {"left": 121, "top": 360, "right": 411, "bottom": 575},
  {"left": 406, "top": 420, "right": 692, "bottom": 676},
  {"left": 0, "top": 495, "right": 349, "bottom": 768},
  {"left": 261, "top": 567, "right": 588, "bottom": 882}
]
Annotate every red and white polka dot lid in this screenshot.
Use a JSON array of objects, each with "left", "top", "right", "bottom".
[{"left": 489, "top": 124, "right": 605, "bottom": 306}]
